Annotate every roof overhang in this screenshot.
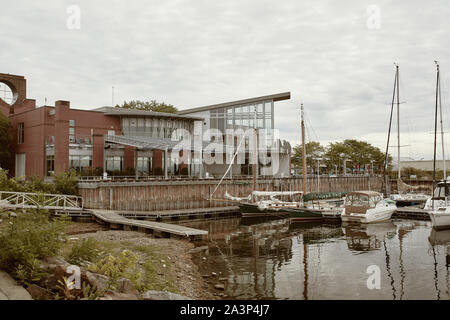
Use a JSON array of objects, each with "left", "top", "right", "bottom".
[{"left": 177, "top": 92, "right": 291, "bottom": 115}]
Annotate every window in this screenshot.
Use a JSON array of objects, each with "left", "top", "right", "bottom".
[
  {"left": 46, "top": 155, "right": 54, "bottom": 176},
  {"left": 137, "top": 157, "right": 152, "bottom": 174},
  {"left": 106, "top": 156, "right": 123, "bottom": 172},
  {"left": 69, "top": 127, "right": 75, "bottom": 143},
  {"left": 69, "top": 155, "right": 92, "bottom": 173},
  {"left": 18, "top": 123, "right": 24, "bottom": 144},
  {"left": 69, "top": 120, "right": 75, "bottom": 126}
]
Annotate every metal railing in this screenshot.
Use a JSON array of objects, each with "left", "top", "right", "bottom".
[{"left": 0, "top": 191, "right": 84, "bottom": 211}]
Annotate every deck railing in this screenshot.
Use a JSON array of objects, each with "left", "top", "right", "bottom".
[{"left": 0, "top": 191, "right": 83, "bottom": 211}]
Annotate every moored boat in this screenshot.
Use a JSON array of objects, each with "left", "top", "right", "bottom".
[{"left": 341, "top": 191, "right": 397, "bottom": 224}]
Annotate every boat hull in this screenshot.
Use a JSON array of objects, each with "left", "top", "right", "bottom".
[
  {"left": 429, "top": 211, "right": 450, "bottom": 230},
  {"left": 341, "top": 208, "right": 395, "bottom": 224},
  {"left": 237, "top": 203, "right": 323, "bottom": 220}
]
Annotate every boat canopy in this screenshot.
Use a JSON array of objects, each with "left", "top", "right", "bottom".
[
  {"left": 344, "top": 191, "right": 383, "bottom": 214},
  {"left": 303, "top": 191, "right": 347, "bottom": 202}
]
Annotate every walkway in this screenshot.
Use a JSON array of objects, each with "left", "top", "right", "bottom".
[
  {"left": 0, "top": 271, "right": 32, "bottom": 300},
  {"left": 89, "top": 209, "right": 208, "bottom": 240}
]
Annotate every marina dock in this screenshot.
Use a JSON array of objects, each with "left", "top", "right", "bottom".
[
  {"left": 393, "top": 207, "right": 430, "bottom": 220},
  {"left": 89, "top": 209, "right": 208, "bottom": 240}
]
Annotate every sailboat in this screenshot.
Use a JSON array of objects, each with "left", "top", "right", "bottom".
[
  {"left": 386, "top": 64, "right": 431, "bottom": 206},
  {"left": 425, "top": 61, "right": 450, "bottom": 230}
]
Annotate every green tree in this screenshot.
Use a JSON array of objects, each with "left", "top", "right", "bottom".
[
  {"left": 325, "top": 139, "right": 390, "bottom": 174},
  {"left": 291, "top": 141, "right": 325, "bottom": 173},
  {"left": 0, "top": 111, "right": 12, "bottom": 170},
  {"left": 115, "top": 100, "right": 178, "bottom": 114}
]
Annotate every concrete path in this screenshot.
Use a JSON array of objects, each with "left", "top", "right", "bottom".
[{"left": 0, "top": 271, "right": 32, "bottom": 300}]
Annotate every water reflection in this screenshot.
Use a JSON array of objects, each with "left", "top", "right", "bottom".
[{"left": 180, "top": 217, "right": 450, "bottom": 300}]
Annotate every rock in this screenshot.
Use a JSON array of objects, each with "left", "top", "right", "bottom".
[
  {"left": 117, "top": 278, "right": 138, "bottom": 295},
  {"left": 211, "top": 272, "right": 217, "bottom": 276},
  {"left": 141, "top": 290, "right": 192, "bottom": 300},
  {"left": 214, "top": 284, "right": 225, "bottom": 291},
  {"left": 219, "top": 277, "right": 228, "bottom": 282},
  {"left": 202, "top": 257, "right": 207, "bottom": 260},
  {"left": 27, "top": 284, "right": 53, "bottom": 300},
  {"left": 100, "top": 292, "right": 139, "bottom": 300},
  {"left": 160, "top": 259, "right": 165, "bottom": 263},
  {"left": 40, "top": 256, "right": 71, "bottom": 274},
  {"left": 162, "top": 264, "right": 166, "bottom": 268},
  {"left": 9, "top": 212, "right": 17, "bottom": 218},
  {"left": 83, "top": 271, "right": 109, "bottom": 292},
  {"left": 202, "top": 274, "right": 211, "bottom": 278}
]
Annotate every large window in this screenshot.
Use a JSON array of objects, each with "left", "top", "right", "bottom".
[
  {"left": 46, "top": 155, "right": 54, "bottom": 176},
  {"left": 69, "top": 155, "right": 92, "bottom": 173},
  {"left": 18, "top": 123, "right": 24, "bottom": 144},
  {"left": 106, "top": 156, "right": 123, "bottom": 172},
  {"left": 137, "top": 157, "right": 152, "bottom": 175}
]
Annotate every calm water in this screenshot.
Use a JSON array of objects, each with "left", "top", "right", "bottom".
[{"left": 178, "top": 217, "right": 450, "bottom": 300}]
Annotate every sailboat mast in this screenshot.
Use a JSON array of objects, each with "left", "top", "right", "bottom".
[
  {"left": 253, "top": 110, "right": 257, "bottom": 197},
  {"left": 433, "top": 62, "right": 440, "bottom": 210},
  {"left": 301, "top": 104, "right": 307, "bottom": 193},
  {"left": 437, "top": 62, "right": 446, "bottom": 179},
  {"left": 396, "top": 65, "right": 401, "bottom": 180}
]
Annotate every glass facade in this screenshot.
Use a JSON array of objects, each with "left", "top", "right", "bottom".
[
  {"left": 208, "top": 100, "right": 273, "bottom": 132},
  {"left": 137, "top": 156, "right": 152, "bottom": 175},
  {"left": 121, "top": 117, "right": 191, "bottom": 139}
]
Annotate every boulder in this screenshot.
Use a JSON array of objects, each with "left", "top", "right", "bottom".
[
  {"left": 100, "top": 292, "right": 139, "bottom": 300},
  {"left": 117, "top": 277, "right": 137, "bottom": 295},
  {"left": 141, "top": 290, "right": 192, "bottom": 300},
  {"left": 214, "top": 284, "right": 225, "bottom": 291},
  {"left": 82, "top": 271, "right": 109, "bottom": 292},
  {"left": 27, "top": 284, "right": 53, "bottom": 300}
]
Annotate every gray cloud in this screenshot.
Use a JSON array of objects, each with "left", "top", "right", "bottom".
[{"left": 1, "top": 0, "right": 450, "bottom": 159}]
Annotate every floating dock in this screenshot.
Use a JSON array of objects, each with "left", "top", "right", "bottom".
[
  {"left": 393, "top": 207, "right": 430, "bottom": 220},
  {"left": 89, "top": 209, "right": 208, "bottom": 240}
]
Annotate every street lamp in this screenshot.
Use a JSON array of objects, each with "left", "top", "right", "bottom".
[
  {"left": 370, "top": 160, "right": 375, "bottom": 176},
  {"left": 314, "top": 157, "right": 323, "bottom": 192},
  {"left": 343, "top": 159, "right": 351, "bottom": 176}
]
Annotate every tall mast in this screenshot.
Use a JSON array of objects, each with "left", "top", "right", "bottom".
[
  {"left": 433, "top": 62, "right": 440, "bottom": 210},
  {"left": 396, "top": 64, "right": 401, "bottom": 180},
  {"left": 301, "top": 104, "right": 307, "bottom": 193},
  {"left": 437, "top": 61, "right": 446, "bottom": 179},
  {"left": 253, "top": 110, "right": 257, "bottom": 197},
  {"left": 382, "top": 64, "right": 397, "bottom": 194}
]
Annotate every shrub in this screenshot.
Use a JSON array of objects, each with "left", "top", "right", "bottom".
[
  {"left": 0, "top": 210, "right": 68, "bottom": 285},
  {"left": 0, "top": 168, "right": 24, "bottom": 191},
  {"left": 53, "top": 170, "right": 78, "bottom": 195},
  {"left": 65, "top": 238, "right": 99, "bottom": 266}
]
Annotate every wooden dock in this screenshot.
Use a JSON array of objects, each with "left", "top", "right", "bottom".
[
  {"left": 89, "top": 209, "right": 208, "bottom": 240},
  {"left": 393, "top": 207, "right": 430, "bottom": 220},
  {"left": 117, "top": 206, "right": 240, "bottom": 220}
]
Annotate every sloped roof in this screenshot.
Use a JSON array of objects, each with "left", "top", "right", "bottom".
[{"left": 95, "top": 106, "right": 203, "bottom": 121}]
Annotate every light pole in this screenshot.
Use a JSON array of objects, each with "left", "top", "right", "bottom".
[
  {"left": 370, "top": 160, "right": 375, "bottom": 175},
  {"left": 315, "top": 158, "right": 323, "bottom": 192},
  {"left": 343, "top": 159, "right": 351, "bottom": 176}
]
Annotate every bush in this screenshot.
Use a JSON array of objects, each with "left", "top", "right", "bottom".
[
  {"left": 0, "top": 210, "right": 68, "bottom": 285},
  {"left": 53, "top": 170, "right": 78, "bottom": 195},
  {"left": 0, "top": 168, "right": 24, "bottom": 191},
  {"left": 65, "top": 238, "right": 99, "bottom": 266}
]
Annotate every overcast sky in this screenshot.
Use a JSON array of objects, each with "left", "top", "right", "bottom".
[{"left": 2, "top": 0, "right": 450, "bottom": 161}]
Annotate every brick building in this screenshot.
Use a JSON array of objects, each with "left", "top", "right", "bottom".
[{"left": 0, "top": 72, "right": 291, "bottom": 179}]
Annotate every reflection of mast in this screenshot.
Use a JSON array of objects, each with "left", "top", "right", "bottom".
[
  {"left": 383, "top": 240, "right": 397, "bottom": 299},
  {"left": 431, "top": 245, "right": 441, "bottom": 300},
  {"left": 303, "top": 235, "right": 308, "bottom": 300},
  {"left": 398, "top": 230, "right": 406, "bottom": 299},
  {"left": 252, "top": 226, "right": 259, "bottom": 295}
]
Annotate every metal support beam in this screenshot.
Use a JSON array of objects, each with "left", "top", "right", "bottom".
[{"left": 164, "top": 147, "right": 168, "bottom": 180}]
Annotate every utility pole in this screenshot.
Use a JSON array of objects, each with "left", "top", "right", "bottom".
[
  {"left": 301, "top": 104, "right": 307, "bottom": 193},
  {"left": 436, "top": 61, "right": 447, "bottom": 179}
]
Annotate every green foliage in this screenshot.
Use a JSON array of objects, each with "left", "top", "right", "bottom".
[
  {"left": 0, "top": 210, "right": 68, "bottom": 285},
  {"left": 291, "top": 139, "right": 391, "bottom": 174},
  {"left": 65, "top": 238, "right": 99, "bottom": 266},
  {"left": 0, "top": 111, "right": 12, "bottom": 170},
  {"left": 88, "top": 250, "right": 141, "bottom": 291},
  {"left": 52, "top": 170, "right": 78, "bottom": 195},
  {"left": 291, "top": 141, "right": 325, "bottom": 172},
  {"left": 115, "top": 100, "right": 178, "bottom": 114},
  {"left": 0, "top": 168, "right": 24, "bottom": 191}
]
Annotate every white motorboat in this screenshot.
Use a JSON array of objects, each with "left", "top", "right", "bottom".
[
  {"left": 424, "top": 181, "right": 450, "bottom": 230},
  {"left": 341, "top": 191, "right": 397, "bottom": 224}
]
